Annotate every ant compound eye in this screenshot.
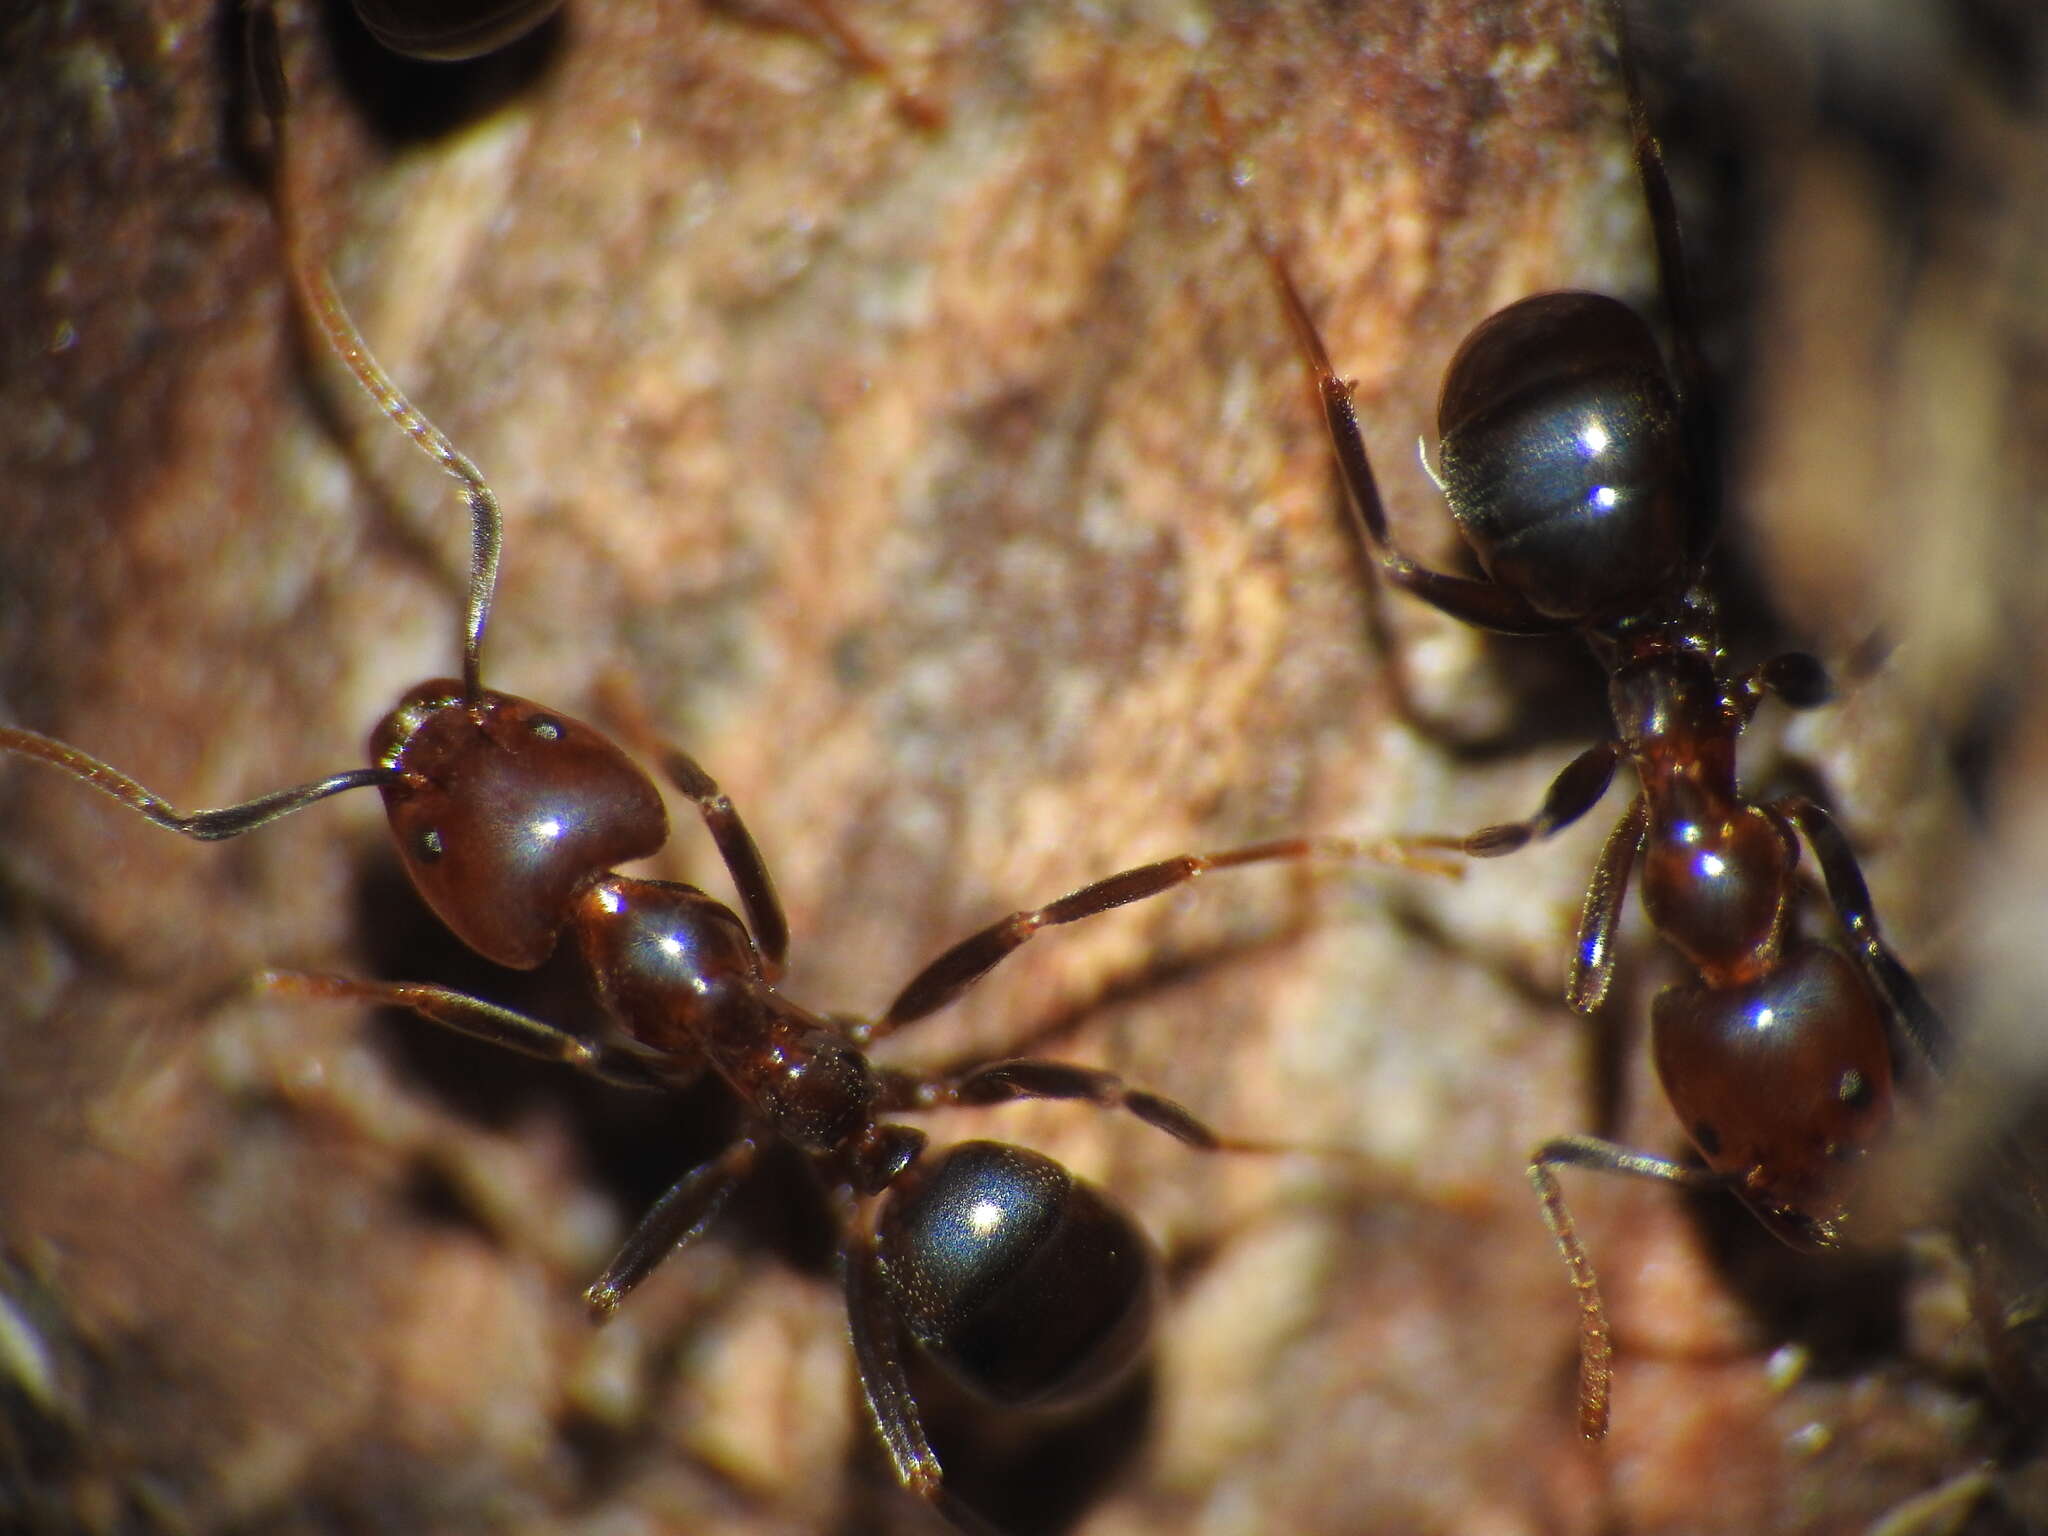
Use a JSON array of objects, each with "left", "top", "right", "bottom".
[
  {"left": 528, "top": 716, "right": 563, "bottom": 743},
  {"left": 417, "top": 827, "right": 445, "bottom": 862}
]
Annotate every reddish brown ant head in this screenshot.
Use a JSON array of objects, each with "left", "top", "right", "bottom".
[{"left": 373, "top": 681, "right": 667, "bottom": 969}]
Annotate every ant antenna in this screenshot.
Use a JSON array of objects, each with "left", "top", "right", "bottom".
[{"left": 246, "top": 3, "right": 503, "bottom": 705}]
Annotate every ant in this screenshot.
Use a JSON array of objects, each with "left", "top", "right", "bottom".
[
  {"left": 1209, "top": 2, "right": 1951, "bottom": 1441},
  {"left": 0, "top": 9, "right": 1442, "bottom": 1528}
]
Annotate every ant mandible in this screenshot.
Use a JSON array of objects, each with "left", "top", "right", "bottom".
[
  {"left": 0, "top": 10, "right": 1436, "bottom": 1527},
  {"left": 1212, "top": 2, "right": 1947, "bottom": 1439}
]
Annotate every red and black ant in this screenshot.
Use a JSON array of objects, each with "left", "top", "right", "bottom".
[
  {"left": 0, "top": 10, "right": 1442, "bottom": 1528},
  {"left": 1209, "top": 4, "right": 1953, "bottom": 1440}
]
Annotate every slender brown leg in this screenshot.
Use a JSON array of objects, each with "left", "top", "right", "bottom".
[
  {"left": 1599, "top": 0, "right": 1729, "bottom": 565},
  {"left": 1529, "top": 1134, "right": 1727, "bottom": 1441},
  {"left": 1198, "top": 85, "right": 1568, "bottom": 639},
  {"left": 260, "top": 971, "right": 672, "bottom": 1091},
  {"left": 875, "top": 1057, "right": 1264, "bottom": 1155},
  {"left": 585, "top": 1138, "right": 759, "bottom": 1319},
  {"left": 842, "top": 1220, "right": 1008, "bottom": 1535},
  {"left": 859, "top": 833, "right": 1459, "bottom": 1045},
  {"left": 655, "top": 747, "right": 790, "bottom": 980},
  {"left": 844, "top": 1221, "right": 942, "bottom": 1499},
  {"left": 596, "top": 679, "right": 791, "bottom": 977},
  {"left": 1774, "top": 795, "right": 1949, "bottom": 1069},
  {"left": 1566, "top": 796, "right": 1649, "bottom": 1015},
  {"left": 1451, "top": 741, "right": 1625, "bottom": 858}
]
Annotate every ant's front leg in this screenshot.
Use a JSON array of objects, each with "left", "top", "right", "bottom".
[
  {"left": 1567, "top": 796, "right": 1648, "bottom": 1014},
  {"left": 596, "top": 680, "right": 790, "bottom": 977},
  {"left": 584, "top": 1136, "right": 760, "bottom": 1318},
  {"left": 261, "top": 971, "right": 673, "bottom": 1090}
]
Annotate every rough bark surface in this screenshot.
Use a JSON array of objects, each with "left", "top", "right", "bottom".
[{"left": 1, "top": 1, "right": 2042, "bottom": 1533}]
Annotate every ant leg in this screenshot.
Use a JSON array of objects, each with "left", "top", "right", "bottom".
[
  {"left": 876, "top": 1058, "right": 1286, "bottom": 1156},
  {"left": 1399, "top": 739, "right": 1622, "bottom": 863},
  {"left": 842, "top": 1222, "right": 1005, "bottom": 1534},
  {"left": 260, "top": 972, "right": 671, "bottom": 1091},
  {"left": 1529, "top": 1133, "right": 1727, "bottom": 1440},
  {"left": 858, "top": 833, "right": 1460, "bottom": 1045},
  {"left": 1566, "top": 796, "right": 1649, "bottom": 1015},
  {"left": 585, "top": 1137, "right": 759, "bottom": 1318},
  {"left": 1450, "top": 740, "right": 1624, "bottom": 858},
  {"left": 1260, "top": 230, "right": 1565, "bottom": 637},
  {"left": 658, "top": 747, "right": 790, "bottom": 978},
  {"left": 593, "top": 681, "right": 790, "bottom": 978},
  {"left": 1198, "top": 85, "right": 1566, "bottom": 638},
  {"left": 1602, "top": 0, "right": 1723, "bottom": 557},
  {"left": 0, "top": 727, "right": 391, "bottom": 840},
  {"left": 1772, "top": 796, "right": 1949, "bottom": 1069},
  {"left": 845, "top": 1223, "right": 941, "bottom": 1499},
  {"left": 1734, "top": 652, "right": 1833, "bottom": 719}
]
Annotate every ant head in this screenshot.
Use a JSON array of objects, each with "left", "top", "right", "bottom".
[
  {"left": 1436, "top": 292, "right": 1690, "bottom": 624},
  {"left": 373, "top": 682, "right": 668, "bottom": 968}
]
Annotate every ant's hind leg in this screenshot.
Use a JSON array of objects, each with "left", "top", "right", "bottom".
[
  {"left": 844, "top": 1224, "right": 1003, "bottom": 1534},
  {"left": 585, "top": 1137, "right": 759, "bottom": 1318}
]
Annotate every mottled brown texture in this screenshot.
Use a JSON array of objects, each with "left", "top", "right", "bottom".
[{"left": 0, "top": 1, "right": 2041, "bottom": 1533}]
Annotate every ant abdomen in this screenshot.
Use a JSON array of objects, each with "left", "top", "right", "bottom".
[
  {"left": 375, "top": 684, "right": 668, "bottom": 968},
  {"left": 1436, "top": 291, "right": 1687, "bottom": 623},
  {"left": 1652, "top": 941, "right": 1894, "bottom": 1250},
  {"left": 876, "top": 1141, "right": 1158, "bottom": 1410}
]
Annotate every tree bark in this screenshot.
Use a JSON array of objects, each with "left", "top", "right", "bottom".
[{"left": 1, "top": 1, "right": 2041, "bottom": 1532}]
